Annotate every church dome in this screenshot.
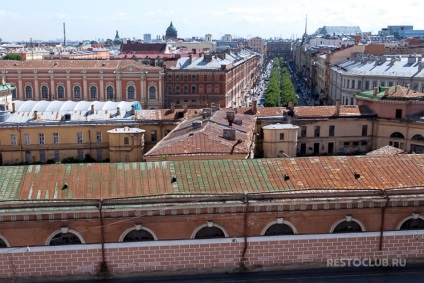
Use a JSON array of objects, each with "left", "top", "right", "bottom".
[{"left": 165, "top": 22, "right": 178, "bottom": 39}]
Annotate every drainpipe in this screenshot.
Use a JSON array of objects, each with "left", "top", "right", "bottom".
[
  {"left": 97, "top": 199, "right": 109, "bottom": 276},
  {"left": 379, "top": 190, "right": 390, "bottom": 251},
  {"left": 240, "top": 193, "right": 249, "bottom": 270}
]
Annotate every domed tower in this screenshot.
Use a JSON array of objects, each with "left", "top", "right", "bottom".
[
  {"left": 113, "top": 30, "right": 122, "bottom": 45},
  {"left": 165, "top": 21, "right": 178, "bottom": 40}
]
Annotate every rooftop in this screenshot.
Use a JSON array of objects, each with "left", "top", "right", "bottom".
[{"left": 0, "top": 154, "right": 423, "bottom": 203}]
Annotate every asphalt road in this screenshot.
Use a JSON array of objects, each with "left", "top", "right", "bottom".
[{"left": 47, "top": 264, "right": 424, "bottom": 283}]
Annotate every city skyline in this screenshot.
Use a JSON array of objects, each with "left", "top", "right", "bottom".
[{"left": 1, "top": 0, "right": 424, "bottom": 42}]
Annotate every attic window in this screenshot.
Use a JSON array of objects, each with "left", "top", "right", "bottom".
[{"left": 64, "top": 114, "right": 71, "bottom": 121}]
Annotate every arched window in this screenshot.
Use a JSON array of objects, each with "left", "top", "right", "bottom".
[
  {"left": 149, "top": 86, "right": 156, "bottom": 100},
  {"left": 127, "top": 86, "right": 135, "bottom": 100},
  {"left": 397, "top": 214, "right": 424, "bottom": 230},
  {"left": 192, "top": 221, "right": 228, "bottom": 239},
  {"left": 57, "top": 85, "right": 65, "bottom": 99},
  {"left": 106, "top": 86, "right": 114, "bottom": 100},
  {"left": 25, "top": 85, "right": 32, "bottom": 99},
  {"left": 0, "top": 235, "right": 9, "bottom": 248},
  {"left": 390, "top": 132, "right": 405, "bottom": 139},
  {"left": 11, "top": 85, "right": 17, "bottom": 98},
  {"left": 123, "top": 229, "right": 155, "bottom": 241},
  {"left": 74, "top": 86, "right": 81, "bottom": 99},
  {"left": 332, "top": 221, "right": 363, "bottom": 233},
  {"left": 411, "top": 134, "right": 424, "bottom": 141},
  {"left": 41, "top": 85, "right": 48, "bottom": 99},
  {"left": 90, "top": 85, "right": 97, "bottom": 99},
  {"left": 400, "top": 218, "right": 424, "bottom": 230},
  {"left": 49, "top": 232, "right": 82, "bottom": 245},
  {"left": 195, "top": 227, "right": 225, "bottom": 239},
  {"left": 47, "top": 228, "right": 84, "bottom": 246},
  {"left": 264, "top": 224, "right": 294, "bottom": 236}
]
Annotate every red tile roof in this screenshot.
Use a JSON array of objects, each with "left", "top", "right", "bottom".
[
  {"left": 255, "top": 105, "right": 375, "bottom": 118},
  {"left": 2, "top": 154, "right": 424, "bottom": 202}
]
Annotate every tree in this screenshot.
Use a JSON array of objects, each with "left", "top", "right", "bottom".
[{"left": 1, "top": 53, "right": 23, "bottom": 60}]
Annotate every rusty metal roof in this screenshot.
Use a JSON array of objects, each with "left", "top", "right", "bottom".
[{"left": 0, "top": 154, "right": 423, "bottom": 202}]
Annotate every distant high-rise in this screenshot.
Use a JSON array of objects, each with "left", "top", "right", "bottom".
[{"left": 144, "top": 34, "right": 152, "bottom": 42}]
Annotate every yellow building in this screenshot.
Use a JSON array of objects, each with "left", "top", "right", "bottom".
[{"left": 0, "top": 100, "right": 194, "bottom": 165}]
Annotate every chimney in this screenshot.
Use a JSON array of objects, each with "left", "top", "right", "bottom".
[
  {"left": 192, "top": 48, "right": 196, "bottom": 54},
  {"left": 223, "top": 128, "right": 236, "bottom": 141},
  {"left": 373, "top": 87, "right": 379, "bottom": 95},
  {"left": 335, "top": 99, "right": 340, "bottom": 116},
  {"left": 116, "top": 107, "right": 120, "bottom": 116},
  {"left": 384, "top": 88, "right": 389, "bottom": 96},
  {"left": 90, "top": 104, "right": 95, "bottom": 114},
  {"left": 252, "top": 99, "right": 257, "bottom": 114},
  {"left": 226, "top": 110, "right": 235, "bottom": 126},
  {"left": 183, "top": 103, "right": 188, "bottom": 112},
  {"left": 33, "top": 110, "right": 38, "bottom": 120},
  {"left": 287, "top": 101, "right": 294, "bottom": 110},
  {"left": 171, "top": 103, "right": 175, "bottom": 113},
  {"left": 189, "top": 54, "right": 192, "bottom": 64},
  {"left": 131, "top": 105, "right": 135, "bottom": 115},
  {"left": 12, "top": 103, "right": 16, "bottom": 113}
]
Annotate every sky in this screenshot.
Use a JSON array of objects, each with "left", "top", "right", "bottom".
[{"left": 1, "top": 0, "right": 424, "bottom": 42}]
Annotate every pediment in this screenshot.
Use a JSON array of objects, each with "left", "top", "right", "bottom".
[{"left": 117, "top": 62, "right": 145, "bottom": 73}]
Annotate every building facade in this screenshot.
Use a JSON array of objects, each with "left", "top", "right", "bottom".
[
  {"left": 247, "top": 37, "right": 266, "bottom": 54},
  {"left": 0, "top": 155, "right": 423, "bottom": 280},
  {"left": 0, "top": 60, "right": 164, "bottom": 109},
  {"left": 163, "top": 49, "right": 261, "bottom": 108}
]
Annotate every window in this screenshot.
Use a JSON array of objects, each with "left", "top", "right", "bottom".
[
  {"left": 124, "top": 137, "right": 129, "bottom": 145},
  {"left": 49, "top": 232, "right": 82, "bottom": 246},
  {"left": 74, "top": 86, "right": 81, "bottom": 99},
  {"left": 191, "top": 85, "right": 196, "bottom": 94},
  {"left": 175, "top": 75, "right": 180, "bottom": 81},
  {"left": 167, "top": 75, "right": 172, "bottom": 81},
  {"left": 77, "top": 149, "right": 84, "bottom": 161},
  {"left": 362, "top": 125, "right": 368, "bottom": 136},
  {"left": 263, "top": 224, "right": 294, "bottom": 236},
  {"left": 395, "top": 109, "right": 402, "bottom": 119},
  {"left": 194, "top": 227, "right": 225, "bottom": 239},
  {"left": 97, "top": 149, "right": 103, "bottom": 161},
  {"left": 353, "top": 141, "right": 359, "bottom": 146},
  {"left": 25, "top": 85, "right": 33, "bottom": 99},
  {"left": 149, "top": 86, "right": 156, "bottom": 99},
  {"left": 399, "top": 218, "right": 424, "bottom": 230},
  {"left": 39, "top": 150, "right": 46, "bottom": 163},
  {"left": 183, "top": 85, "right": 188, "bottom": 94},
  {"left": 175, "top": 85, "right": 180, "bottom": 94},
  {"left": 365, "top": 81, "right": 370, "bottom": 89},
  {"left": 183, "top": 75, "right": 188, "bottom": 81},
  {"left": 125, "top": 154, "right": 130, "bottom": 162},
  {"left": 380, "top": 82, "right": 385, "bottom": 87},
  {"left": 54, "top": 150, "right": 60, "bottom": 162},
  {"left": 53, "top": 133, "right": 59, "bottom": 144},
  {"left": 25, "top": 151, "right": 32, "bottom": 163},
  {"left": 127, "top": 86, "right": 135, "bottom": 99},
  {"left": 57, "top": 85, "right": 65, "bottom": 99},
  {"left": 38, "top": 133, "right": 45, "bottom": 145},
  {"left": 390, "top": 132, "right": 405, "bottom": 139},
  {"left": 167, "top": 84, "right": 173, "bottom": 94},
  {"left": 164, "top": 130, "right": 170, "bottom": 136},
  {"left": 10, "top": 134, "right": 16, "bottom": 145},
  {"left": 333, "top": 221, "right": 363, "bottom": 233},
  {"left": 279, "top": 133, "right": 285, "bottom": 140},
  {"left": 388, "top": 81, "right": 394, "bottom": 87},
  {"left": 106, "top": 86, "right": 114, "bottom": 100},
  {"left": 90, "top": 85, "right": 97, "bottom": 99},
  {"left": 77, "top": 132, "right": 83, "bottom": 143},
  {"left": 191, "top": 75, "right": 196, "bottom": 81},
  {"left": 11, "top": 86, "right": 16, "bottom": 98},
  {"left": 329, "top": 125, "right": 335, "bottom": 137},
  {"left": 300, "top": 126, "right": 307, "bottom": 138},
  {"left": 41, "top": 85, "right": 48, "bottom": 99},
  {"left": 344, "top": 142, "right": 350, "bottom": 146},
  {"left": 24, "top": 134, "right": 31, "bottom": 145},
  {"left": 96, "top": 132, "right": 102, "bottom": 143},
  {"left": 357, "top": 81, "right": 362, "bottom": 89},
  {"left": 207, "top": 84, "right": 212, "bottom": 94},
  {"left": 123, "top": 229, "right": 155, "bottom": 242},
  {"left": 151, "top": 130, "right": 157, "bottom": 142},
  {"left": 314, "top": 126, "right": 320, "bottom": 137}
]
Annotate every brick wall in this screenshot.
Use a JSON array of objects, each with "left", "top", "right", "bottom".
[{"left": 1, "top": 230, "right": 423, "bottom": 280}]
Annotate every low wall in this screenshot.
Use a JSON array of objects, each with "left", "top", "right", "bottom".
[{"left": 0, "top": 230, "right": 423, "bottom": 280}]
